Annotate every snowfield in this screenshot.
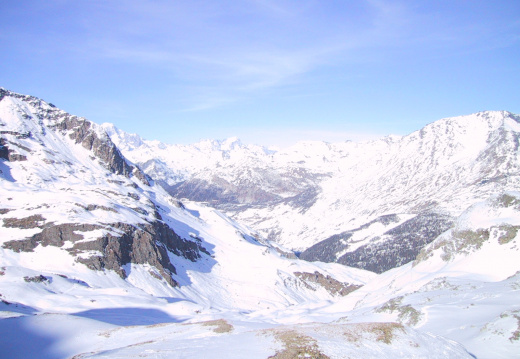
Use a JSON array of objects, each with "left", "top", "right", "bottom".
[{"left": 1, "top": 88, "right": 520, "bottom": 358}]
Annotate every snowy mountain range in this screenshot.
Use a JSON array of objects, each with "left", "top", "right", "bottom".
[
  {"left": 1, "top": 88, "right": 519, "bottom": 358},
  {"left": 104, "top": 109, "right": 520, "bottom": 273}
]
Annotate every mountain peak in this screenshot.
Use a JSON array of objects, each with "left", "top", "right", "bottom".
[{"left": 221, "top": 136, "right": 242, "bottom": 150}]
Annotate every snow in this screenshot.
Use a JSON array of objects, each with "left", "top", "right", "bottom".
[
  {"left": 1, "top": 90, "right": 520, "bottom": 357},
  {"left": 105, "top": 109, "right": 520, "bottom": 252}
]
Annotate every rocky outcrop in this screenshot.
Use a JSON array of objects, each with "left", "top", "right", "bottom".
[
  {"left": 0, "top": 88, "right": 149, "bottom": 185},
  {"left": 2, "top": 214, "right": 46, "bottom": 229},
  {"left": 0, "top": 138, "right": 28, "bottom": 162},
  {"left": 0, "top": 138, "right": 8, "bottom": 160},
  {"left": 3, "top": 220, "right": 209, "bottom": 287},
  {"left": 50, "top": 116, "right": 150, "bottom": 185},
  {"left": 23, "top": 275, "right": 50, "bottom": 283},
  {"left": 2, "top": 223, "right": 103, "bottom": 252},
  {"left": 294, "top": 271, "right": 362, "bottom": 296}
]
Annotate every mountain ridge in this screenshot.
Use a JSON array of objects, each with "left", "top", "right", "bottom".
[
  {"left": 102, "top": 107, "right": 520, "bottom": 273},
  {"left": 0, "top": 86, "right": 371, "bottom": 308}
]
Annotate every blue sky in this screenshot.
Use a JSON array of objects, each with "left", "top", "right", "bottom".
[{"left": 1, "top": 1, "right": 519, "bottom": 147}]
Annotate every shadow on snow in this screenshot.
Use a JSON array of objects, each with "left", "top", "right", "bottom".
[{"left": 72, "top": 307, "right": 181, "bottom": 326}]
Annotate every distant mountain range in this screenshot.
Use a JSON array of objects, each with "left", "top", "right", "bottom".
[
  {"left": 104, "top": 108, "right": 520, "bottom": 273},
  {"left": 1, "top": 88, "right": 519, "bottom": 358}
]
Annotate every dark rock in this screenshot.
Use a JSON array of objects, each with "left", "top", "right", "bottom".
[
  {"left": 72, "top": 221, "right": 207, "bottom": 287},
  {"left": 2, "top": 214, "right": 46, "bottom": 229},
  {"left": 2, "top": 223, "right": 101, "bottom": 252},
  {"left": 0, "top": 138, "right": 28, "bottom": 161},
  {"left": 300, "top": 212, "right": 454, "bottom": 274},
  {"left": 23, "top": 275, "right": 49, "bottom": 283},
  {"left": 0, "top": 138, "right": 8, "bottom": 160},
  {"left": 77, "top": 204, "right": 118, "bottom": 213},
  {"left": 3, "top": 220, "right": 208, "bottom": 288},
  {"left": 294, "top": 271, "right": 362, "bottom": 296},
  {"left": 7, "top": 152, "right": 27, "bottom": 162},
  {"left": 127, "top": 192, "right": 140, "bottom": 200}
]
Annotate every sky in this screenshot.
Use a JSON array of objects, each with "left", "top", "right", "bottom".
[{"left": 1, "top": 0, "right": 519, "bottom": 147}]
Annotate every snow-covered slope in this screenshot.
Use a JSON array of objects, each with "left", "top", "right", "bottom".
[
  {"left": 105, "top": 110, "right": 520, "bottom": 274},
  {"left": 0, "top": 314, "right": 474, "bottom": 359},
  {"left": 0, "top": 87, "right": 375, "bottom": 311},
  {"left": 3, "top": 88, "right": 425, "bottom": 358},
  {"left": 310, "top": 192, "right": 520, "bottom": 358},
  {"left": 2, "top": 88, "right": 518, "bottom": 358}
]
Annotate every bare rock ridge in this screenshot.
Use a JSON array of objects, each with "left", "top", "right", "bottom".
[
  {"left": 0, "top": 88, "right": 149, "bottom": 185},
  {"left": 2, "top": 219, "right": 208, "bottom": 287}
]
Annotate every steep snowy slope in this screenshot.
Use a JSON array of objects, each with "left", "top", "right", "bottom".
[
  {"left": 105, "top": 110, "right": 520, "bottom": 274},
  {"left": 306, "top": 192, "right": 520, "bottom": 358},
  {"left": 0, "top": 87, "right": 376, "bottom": 313}
]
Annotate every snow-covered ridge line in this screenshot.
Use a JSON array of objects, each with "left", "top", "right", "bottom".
[{"left": 0, "top": 85, "right": 375, "bottom": 310}]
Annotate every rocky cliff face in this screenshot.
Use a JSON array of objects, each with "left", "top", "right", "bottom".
[
  {"left": 2, "top": 218, "right": 208, "bottom": 287},
  {"left": 0, "top": 88, "right": 149, "bottom": 185}
]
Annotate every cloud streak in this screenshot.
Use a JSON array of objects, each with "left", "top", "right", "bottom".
[
  {"left": 54, "top": 1, "right": 393, "bottom": 110},
  {"left": 30, "top": 0, "right": 512, "bottom": 113}
]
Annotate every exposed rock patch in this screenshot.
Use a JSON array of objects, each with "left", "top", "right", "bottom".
[
  {"left": 376, "top": 297, "right": 423, "bottom": 326},
  {"left": 200, "top": 319, "right": 234, "bottom": 333},
  {"left": 2, "top": 220, "right": 208, "bottom": 288},
  {"left": 343, "top": 322, "right": 406, "bottom": 345},
  {"left": 2, "top": 214, "right": 46, "bottom": 229},
  {"left": 265, "top": 328, "right": 330, "bottom": 359},
  {"left": 23, "top": 275, "right": 50, "bottom": 283},
  {"left": 294, "top": 271, "right": 362, "bottom": 296},
  {"left": 76, "top": 204, "right": 118, "bottom": 213},
  {"left": 0, "top": 138, "right": 28, "bottom": 162}
]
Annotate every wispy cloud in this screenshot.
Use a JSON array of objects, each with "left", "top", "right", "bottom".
[
  {"left": 59, "top": 1, "right": 367, "bottom": 110},
  {"left": 15, "top": 0, "right": 518, "bottom": 114}
]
